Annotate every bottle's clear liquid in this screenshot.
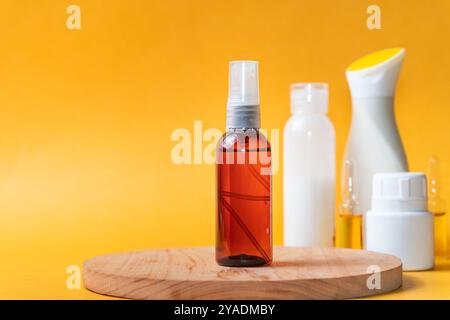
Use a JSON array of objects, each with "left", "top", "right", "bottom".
[{"left": 216, "top": 129, "right": 272, "bottom": 267}]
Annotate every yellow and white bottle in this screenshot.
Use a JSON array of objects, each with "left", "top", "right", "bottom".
[{"left": 343, "top": 48, "right": 409, "bottom": 246}]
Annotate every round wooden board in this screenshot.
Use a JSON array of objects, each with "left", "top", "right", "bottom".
[{"left": 83, "top": 247, "right": 402, "bottom": 300}]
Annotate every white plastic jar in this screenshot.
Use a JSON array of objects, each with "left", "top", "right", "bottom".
[{"left": 366, "top": 172, "right": 434, "bottom": 271}]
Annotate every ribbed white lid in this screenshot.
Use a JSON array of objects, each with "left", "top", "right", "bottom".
[{"left": 371, "top": 172, "right": 428, "bottom": 212}]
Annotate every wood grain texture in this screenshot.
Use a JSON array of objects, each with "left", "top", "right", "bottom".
[{"left": 83, "top": 247, "right": 402, "bottom": 300}]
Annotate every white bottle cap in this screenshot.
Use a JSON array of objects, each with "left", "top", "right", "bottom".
[
  {"left": 366, "top": 172, "right": 434, "bottom": 271},
  {"left": 290, "top": 83, "right": 328, "bottom": 115},
  {"left": 372, "top": 172, "right": 427, "bottom": 212},
  {"left": 226, "top": 61, "right": 260, "bottom": 129}
]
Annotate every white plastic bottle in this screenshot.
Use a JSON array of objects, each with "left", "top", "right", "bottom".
[
  {"left": 366, "top": 173, "right": 434, "bottom": 271},
  {"left": 283, "top": 83, "right": 336, "bottom": 247},
  {"left": 344, "top": 48, "right": 409, "bottom": 245}
]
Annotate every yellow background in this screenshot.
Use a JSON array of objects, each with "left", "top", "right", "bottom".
[{"left": 1, "top": 0, "right": 449, "bottom": 299}]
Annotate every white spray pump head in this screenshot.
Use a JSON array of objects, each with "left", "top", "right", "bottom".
[
  {"left": 346, "top": 48, "right": 405, "bottom": 97},
  {"left": 226, "top": 61, "right": 261, "bottom": 129}
]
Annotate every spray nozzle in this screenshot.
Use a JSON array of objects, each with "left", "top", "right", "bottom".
[
  {"left": 226, "top": 61, "right": 261, "bottom": 129},
  {"left": 227, "top": 61, "right": 260, "bottom": 108}
]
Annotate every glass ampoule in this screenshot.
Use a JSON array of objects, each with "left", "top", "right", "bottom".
[
  {"left": 216, "top": 61, "right": 272, "bottom": 267},
  {"left": 428, "top": 156, "right": 448, "bottom": 259},
  {"left": 338, "top": 160, "right": 362, "bottom": 249}
]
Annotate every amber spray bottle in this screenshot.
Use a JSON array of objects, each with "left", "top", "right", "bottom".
[{"left": 216, "top": 61, "right": 272, "bottom": 267}]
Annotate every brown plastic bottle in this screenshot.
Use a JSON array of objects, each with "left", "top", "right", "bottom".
[{"left": 215, "top": 61, "right": 272, "bottom": 267}]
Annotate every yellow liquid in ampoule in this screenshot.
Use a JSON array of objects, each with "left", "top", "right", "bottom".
[
  {"left": 428, "top": 156, "right": 448, "bottom": 259},
  {"left": 338, "top": 214, "right": 362, "bottom": 249},
  {"left": 434, "top": 212, "right": 448, "bottom": 258}
]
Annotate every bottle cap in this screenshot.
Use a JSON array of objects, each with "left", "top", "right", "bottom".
[
  {"left": 290, "top": 83, "right": 328, "bottom": 115},
  {"left": 367, "top": 172, "right": 434, "bottom": 271},
  {"left": 372, "top": 172, "right": 427, "bottom": 212},
  {"left": 226, "top": 61, "right": 260, "bottom": 129},
  {"left": 346, "top": 48, "right": 405, "bottom": 98}
]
